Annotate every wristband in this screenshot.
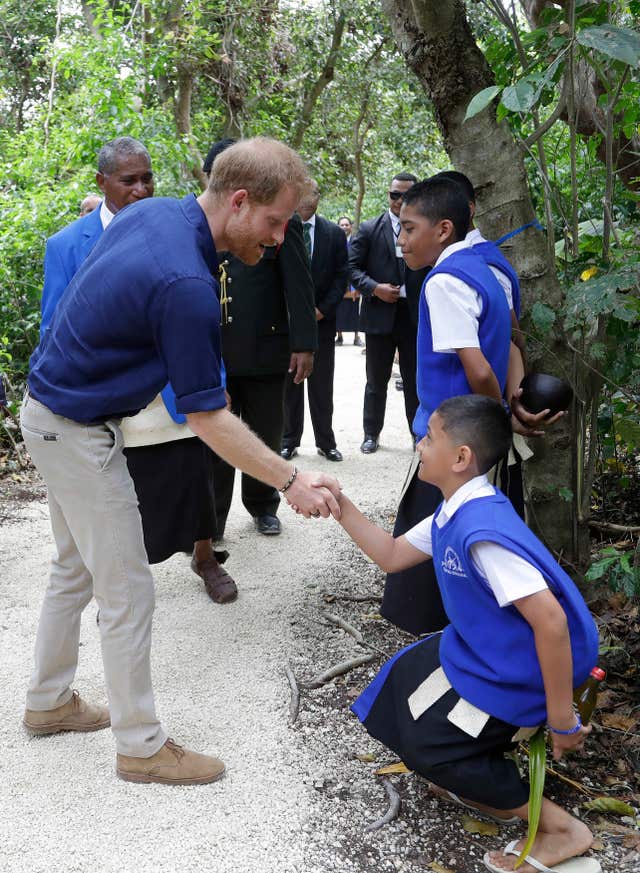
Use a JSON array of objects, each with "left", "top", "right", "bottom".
[
  {"left": 548, "top": 713, "right": 582, "bottom": 735},
  {"left": 279, "top": 466, "right": 298, "bottom": 494}
]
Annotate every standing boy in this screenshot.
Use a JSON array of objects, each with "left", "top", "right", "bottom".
[
  {"left": 336, "top": 395, "right": 600, "bottom": 873},
  {"left": 382, "top": 177, "right": 512, "bottom": 634}
]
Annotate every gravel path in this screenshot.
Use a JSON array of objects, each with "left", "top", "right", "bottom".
[{"left": 0, "top": 343, "right": 633, "bottom": 873}]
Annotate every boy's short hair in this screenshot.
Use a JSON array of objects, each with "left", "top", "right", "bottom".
[
  {"left": 437, "top": 395, "right": 512, "bottom": 473},
  {"left": 208, "top": 136, "right": 309, "bottom": 204},
  {"left": 401, "top": 178, "right": 470, "bottom": 241},
  {"left": 430, "top": 170, "right": 475, "bottom": 204}
]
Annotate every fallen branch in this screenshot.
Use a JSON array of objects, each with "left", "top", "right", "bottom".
[
  {"left": 307, "top": 653, "right": 375, "bottom": 689},
  {"left": 323, "top": 592, "right": 383, "bottom": 603},
  {"left": 589, "top": 520, "right": 640, "bottom": 535},
  {"left": 365, "top": 777, "right": 401, "bottom": 831},
  {"left": 324, "top": 612, "right": 364, "bottom": 644},
  {"left": 544, "top": 764, "right": 600, "bottom": 796},
  {"left": 284, "top": 662, "right": 300, "bottom": 724}
]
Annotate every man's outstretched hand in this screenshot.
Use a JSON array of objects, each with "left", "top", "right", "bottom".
[{"left": 284, "top": 470, "right": 342, "bottom": 519}]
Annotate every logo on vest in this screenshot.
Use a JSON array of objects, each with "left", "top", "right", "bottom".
[{"left": 441, "top": 546, "right": 466, "bottom": 578}]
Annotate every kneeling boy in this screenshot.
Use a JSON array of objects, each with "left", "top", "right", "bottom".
[{"left": 337, "top": 395, "right": 600, "bottom": 873}]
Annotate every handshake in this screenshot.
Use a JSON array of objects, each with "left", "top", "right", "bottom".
[{"left": 281, "top": 468, "right": 343, "bottom": 520}]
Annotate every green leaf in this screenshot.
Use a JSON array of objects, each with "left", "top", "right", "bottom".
[
  {"left": 531, "top": 301, "right": 556, "bottom": 334},
  {"left": 464, "top": 86, "right": 502, "bottom": 122},
  {"left": 585, "top": 557, "right": 618, "bottom": 581},
  {"left": 517, "top": 729, "right": 546, "bottom": 869},
  {"left": 558, "top": 487, "right": 573, "bottom": 502},
  {"left": 576, "top": 25, "right": 640, "bottom": 67},
  {"left": 501, "top": 79, "right": 537, "bottom": 113},
  {"left": 615, "top": 417, "right": 640, "bottom": 450}
]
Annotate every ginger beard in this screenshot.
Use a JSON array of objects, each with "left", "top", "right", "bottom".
[{"left": 226, "top": 186, "right": 299, "bottom": 266}]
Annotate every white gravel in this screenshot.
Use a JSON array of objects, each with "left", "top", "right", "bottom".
[
  {"left": 2, "top": 344, "right": 631, "bottom": 873},
  {"left": 0, "top": 343, "right": 415, "bottom": 873}
]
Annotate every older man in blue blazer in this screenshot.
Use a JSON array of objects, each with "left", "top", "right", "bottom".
[{"left": 40, "top": 136, "right": 154, "bottom": 336}]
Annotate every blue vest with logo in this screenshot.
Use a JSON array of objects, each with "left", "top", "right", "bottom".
[
  {"left": 472, "top": 240, "right": 521, "bottom": 318},
  {"left": 413, "top": 248, "right": 511, "bottom": 439},
  {"left": 433, "top": 491, "right": 599, "bottom": 727}
]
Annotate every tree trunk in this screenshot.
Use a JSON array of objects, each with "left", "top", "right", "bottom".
[
  {"left": 382, "top": 0, "right": 586, "bottom": 563},
  {"left": 289, "top": 12, "right": 346, "bottom": 150},
  {"left": 175, "top": 67, "right": 208, "bottom": 190}
]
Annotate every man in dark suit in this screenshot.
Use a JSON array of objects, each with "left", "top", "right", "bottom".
[
  {"left": 281, "top": 180, "right": 349, "bottom": 462},
  {"left": 203, "top": 139, "right": 318, "bottom": 538},
  {"left": 349, "top": 173, "right": 429, "bottom": 453}
]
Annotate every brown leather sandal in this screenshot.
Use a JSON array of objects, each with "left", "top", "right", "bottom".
[{"left": 190, "top": 556, "right": 238, "bottom": 604}]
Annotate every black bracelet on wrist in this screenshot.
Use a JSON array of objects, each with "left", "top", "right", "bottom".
[{"left": 279, "top": 466, "right": 298, "bottom": 494}]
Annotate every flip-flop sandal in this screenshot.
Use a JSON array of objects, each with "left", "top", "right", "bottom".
[
  {"left": 443, "top": 790, "right": 520, "bottom": 824},
  {"left": 483, "top": 839, "right": 602, "bottom": 873}
]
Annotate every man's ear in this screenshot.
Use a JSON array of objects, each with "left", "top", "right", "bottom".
[
  {"left": 452, "top": 444, "right": 473, "bottom": 473},
  {"left": 469, "top": 201, "right": 476, "bottom": 220},
  {"left": 230, "top": 189, "right": 249, "bottom": 212},
  {"left": 96, "top": 172, "right": 105, "bottom": 194}
]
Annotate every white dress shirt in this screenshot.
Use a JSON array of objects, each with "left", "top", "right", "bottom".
[
  {"left": 404, "top": 474, "right": 548, "bottom": 606},
  {"left": 466, "top": 228, "right": 514, "bottom": 310},
  {"left": 389, "top": 209, "right": 407, "bottom": 298}
]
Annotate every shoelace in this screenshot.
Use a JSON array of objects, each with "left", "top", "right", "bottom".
[{"left": 165, "top": 739, "right": 186, "bottom": 761}]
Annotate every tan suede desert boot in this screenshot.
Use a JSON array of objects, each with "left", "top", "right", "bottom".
[
  {"left": 116, "top": 739, "right": 226, "bottom": 785},
  {"left": 23, "top": 690, "right": 110, "bottom": 735}
]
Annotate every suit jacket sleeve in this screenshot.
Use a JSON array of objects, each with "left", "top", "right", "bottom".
[
  {"left": 40, "top": 237, "right": 75, "bottom": 338},
  {"left": 278, "top": 215, "right": 318, "bottom": 353},
  {"left": 317, "top": 221, "right": 350, "bottom": 320},
  {"left": 348, "top": 221, "right": 378, "bottom": 298}
]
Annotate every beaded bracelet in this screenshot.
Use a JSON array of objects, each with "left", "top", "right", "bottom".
[
  {"left": 279, "top": 466, "right": 298, "bottom": 494},
  {"left": 547, "top": 713, "right": 582, "bottom": 735}
]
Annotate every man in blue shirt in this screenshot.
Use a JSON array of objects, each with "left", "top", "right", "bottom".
[
  {"left": 39, "top": 136, "right": 155, "bottom": 337},
  {"left": 21, "top": 137, "right": 341, "bottom": 786}
]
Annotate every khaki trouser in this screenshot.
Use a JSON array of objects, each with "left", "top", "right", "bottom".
[{"left": 20, "top": 392, "right": 166, "bottom": 757}]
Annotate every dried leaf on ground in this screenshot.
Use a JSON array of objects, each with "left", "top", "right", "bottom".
[
  {"left": 461, "top": 813, "right": 499, "bottom": 836},
  {"left": 601, "top": 712, "right": 639, "bottom": 731},
  {"left": 375, "top": 761, "right": 411, "bottom": 776},
  {"left": 584, "top": 797, "right": 636, "bottom": 816},
  {"left": 428, "top": 863, "right": 455, "bottom": 873}
]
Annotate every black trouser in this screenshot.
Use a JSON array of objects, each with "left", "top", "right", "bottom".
[
  {"left": 363, "top": 299, "right": 417, "bottom": 438},
  {"left": 282, "top": 320, "right": 336, "bottom": 452},
  {"left": 212, "top": 372, "right": 286, "bottom": 538},
  {"left": 382, "top": 469, "right": 449, "bottom": 636}
]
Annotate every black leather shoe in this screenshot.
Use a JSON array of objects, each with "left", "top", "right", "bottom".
[
  {"left": 360, "top": 435, "right": 379, "bottom": 454},
  {"left": 317, "top": 447, "right": 343, "bottom": 462},
  {"left": 280, "top": 446, "right": 298, "bottom": 460},
  {"left": 254, "top": 514, "right": 281, "bottom": 535}
]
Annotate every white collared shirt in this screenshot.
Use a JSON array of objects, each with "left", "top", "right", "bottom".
[
  {"left": 388, "top": 209, "right": 407, "bottom": 297},
  {"left": 425, "top": 238, "right": 482, "bottom": 352},
  {"left": 99, "top": 200, "right": 115, "bottom": 230},
  {"left": 302, "top": 212, "right": 316, "bottom": 256},
  {"left": 466, "top": 228, "right": 514, "bottom": 310},
  {"left": 404, "top": 474, "right": 547, "bottom": 606}
]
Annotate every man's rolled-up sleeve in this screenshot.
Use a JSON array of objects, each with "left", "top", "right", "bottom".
[{"left": 155, "top": 276, "right": 227, "bottom": 414}]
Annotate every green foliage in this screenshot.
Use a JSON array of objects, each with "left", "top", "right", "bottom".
[
  {"left": 0, "top": 0, "right": 444, "bottom": 418},
  {"left": 586, "top": 546, "right": 640, "bottom": 599}
]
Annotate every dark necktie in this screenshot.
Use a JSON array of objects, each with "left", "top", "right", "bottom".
[{"left": 303, "top": 222, "right": 312, "bottom": 258}]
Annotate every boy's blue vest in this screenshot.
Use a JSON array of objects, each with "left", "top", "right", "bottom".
[
  {"left": 413, "top": 248, "right": 511, "bottom": 440},
  {"left": 472, "top": 240, "right": 521, "bottom": 319},
  {"left": 432, "top": 491, "right": 599, "bottom": 727}
]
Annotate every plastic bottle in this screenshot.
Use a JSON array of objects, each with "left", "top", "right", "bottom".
[{"left": 574, "top": 667, "right": 606, "bottom": 725}]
